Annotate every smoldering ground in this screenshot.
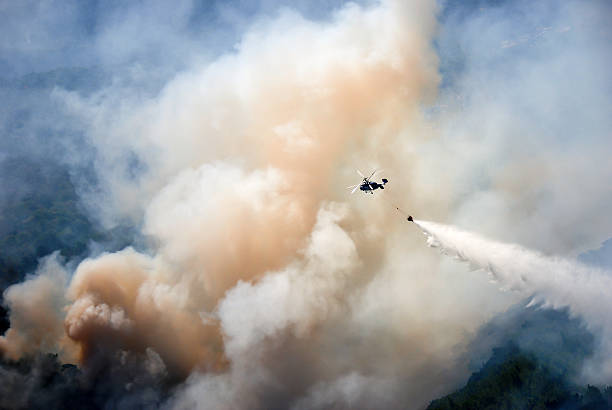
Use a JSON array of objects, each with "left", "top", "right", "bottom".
[{"left": 0, "top": 0, "right": 611, "bottom": 409}]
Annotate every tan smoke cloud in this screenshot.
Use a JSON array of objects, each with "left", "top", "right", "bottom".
[
  {"left": 1, "top": 0, "right": 505, "bottom": 407},
  {"left": 64, "top": 248, "right": 227, "bottom": 376},
  {"left": 42, "top": 0, "right": 443, "bottom": 379},
  {"left": 0, "top": 253, "right": 75, "bottom": 361}
]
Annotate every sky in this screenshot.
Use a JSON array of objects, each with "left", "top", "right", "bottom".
[{"left": 0, "top": 0, "right": 611, "bottom": 408}]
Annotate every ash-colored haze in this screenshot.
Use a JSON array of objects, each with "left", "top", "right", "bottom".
[{"left": 1, "top": 0, "right": 611, "bottom": 408}]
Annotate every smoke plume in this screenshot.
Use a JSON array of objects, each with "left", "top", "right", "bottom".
[
  {"left": 2, "top": 0, "right": 458, "bottom": 407},
  {"left": 0, "top": 253, "right": 71, "bottom": 361},
  {"left": 0, "top": 0, "right": 611, "bottom": 408}
]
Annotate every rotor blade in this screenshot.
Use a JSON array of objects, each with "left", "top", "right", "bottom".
[
  {"left": 356, "top": 169, "right": 365, "bottom": 178},
  {"left": 346, "top": 184, "right": 359, "bottom": 189},
  {"left": 369, "top": 169, "right": 383, "bottom": 179},
  {"left": 351, "top": 186, "right": 359, "bottom": 194}
]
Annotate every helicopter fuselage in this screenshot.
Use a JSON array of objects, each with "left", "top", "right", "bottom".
[
  {"left": 359, "top": 178, "right": 388, "bottom": 193},
  {"left": 348, "top": 172, "right": 388, "bottom": 195}
]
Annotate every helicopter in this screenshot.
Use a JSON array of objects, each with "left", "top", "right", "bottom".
[
  {"left": 347, "top": 169, "right": 388, "bottom": 194},
  {"left": 347, "top": 170, "right": 415, "bottom": 222}
]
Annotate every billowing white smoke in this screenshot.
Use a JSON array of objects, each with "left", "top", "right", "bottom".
[
  {"left": 172, "top": 204, "right": 370, "bottom": 409},
  {"left": 2, "top": 0, "right": 468, "bottom": 408},
  {"left": 218, "top": 204, "right": 357, "bottom": 359},
  {"left": 1, "top": 0, "right": 611, "bottom": 407},
  {"left": 416, "top": 219, "right": 612, "bottom": 383}
]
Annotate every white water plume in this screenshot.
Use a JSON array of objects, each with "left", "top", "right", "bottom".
[{"left": 415, "top": 219, "right": 612, "bottom": 383}]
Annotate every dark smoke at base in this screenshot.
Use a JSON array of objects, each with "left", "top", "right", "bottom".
[
  {"left": 0, "top": 352, "right": 168, "bottom": 410},
  {"left": 0, "top": 301, "right": 603, "bottom": 410}
]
